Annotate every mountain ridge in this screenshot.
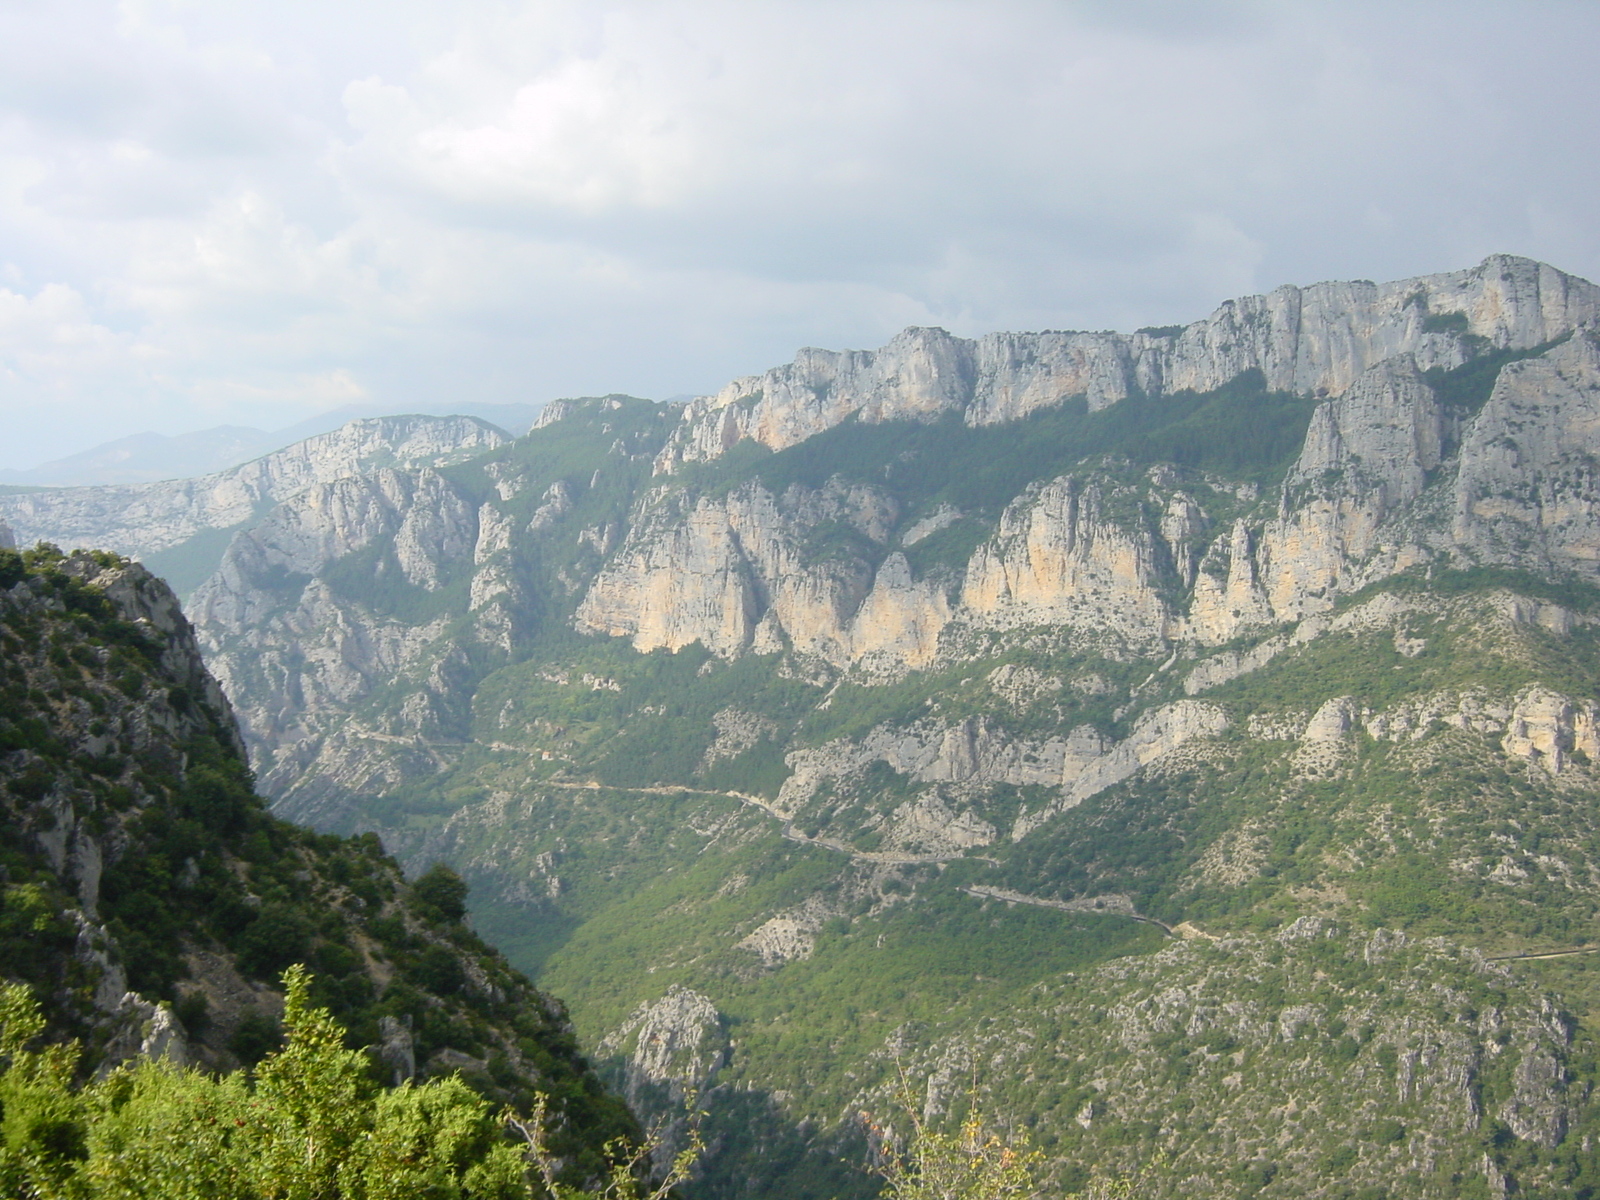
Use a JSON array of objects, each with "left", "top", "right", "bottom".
[
  {"left": 0, "top": 402, "right": 547, "bottom": 488},
  {"left": 656, "top": 254, "right": 1599, "bottom": 471},
  {"left": 0, "top": 415, "right": 513, "bottom": 598},
  {"left": 15, "top": 254, "right": 1600, "bottom": 1197}
]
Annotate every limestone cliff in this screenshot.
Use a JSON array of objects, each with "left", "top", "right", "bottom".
[
  {"left": 588, "top": 332, "right": 1600, "bottom": 667},
  {"left": 152, "top": 261, "right": 1600, "bottom": 840},
  {"left": 1450, "top": 331, "right": 1600, "bottom": 568},
  {"left": 1182, "top": 329, "right": 1600, "bottom": 641},
  {"left": 655, "top": 255, "right": 1598, "bottom": 471},
  {"left": 572, "top": 478, "right": 932, "bottom": 666},
  {"left": 189, "top": 466, "right": 482, "bottom": 802},
  {"left": 0, "top": 415, "right": 509, "bottom": 565}
]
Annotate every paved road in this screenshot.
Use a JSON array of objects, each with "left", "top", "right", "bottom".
[
  {"left": 527, "top": 777, "right": 991, "bottom": 865},
  {"left": 960, "top": 884, "right": 1175, "bottom": 934}
]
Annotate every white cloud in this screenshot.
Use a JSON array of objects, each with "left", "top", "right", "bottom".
[{"left": 0, "top": 0, "right": 1597, "bottom": 468}]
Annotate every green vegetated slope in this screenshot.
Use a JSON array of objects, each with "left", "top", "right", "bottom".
[
  {"left": 270, "top": 349, "right": 1600, "bottom": 1199},
  {"left": 0, "top": 545, "right": 635, "bottom": 1181},
  {"left": 685, "top": 368, "right": 1314, "bottom": 512},
  {"left": 366, "top": 581, "right": 1600, "bottom": 1199}
]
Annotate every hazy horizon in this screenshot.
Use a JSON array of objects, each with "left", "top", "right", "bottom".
[{"left": 2, "top": 0, "right": 1597, "bottom": 470}]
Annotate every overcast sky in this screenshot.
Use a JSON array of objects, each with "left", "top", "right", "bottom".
[{"left": 1, "top": 0, "right": 1596, "bottom": 469}]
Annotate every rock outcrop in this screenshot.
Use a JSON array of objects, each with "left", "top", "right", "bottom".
[
  {"left": 599, "top": 984, "right": 727, "bottom": 1107},
  {"left": 573, "top": 478, "right": 923, "bottom": 666},
  {"left": 655, "top": 256, "right": 1599, "bottom": 471},
  {"left": 1450, "top": 332, "right": 1600, "bottom": 568},
  {"left": 0, "top": 415, "right": 509, "bottom": 563},
  {"left": 960, "top": 475, "right": 1177, "bottom": 644}
]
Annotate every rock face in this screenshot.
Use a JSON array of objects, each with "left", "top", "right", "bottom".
[
  {"left": 185, "top": 466, "right": 483, "bottom": 801},
  {"left": 0, "top": 415, "right": 509, "bottom": 564},
  {"left": 572, "top": 478, "right": 936, "bottom": 666},
  {"left": 600, "top": 984, "right": 727, "bottom": 1106},
  {"left": 959, "top": 476, "right": 1177, "bottom": 643},
  {"left": 61, "top": 554, "right": 247, "bottom": 762},
  {"left": 0, "top": 557, "right": 242, "bottom": 980},
  {"left": 654, "top": 255, "right": 1599, "bottom": 471},
  {"left": 583, "top": 333, "right": 1600, "bottom": 666},
  {"left": 1450, "top": 333, "right": 1600, "bottom": 568}
]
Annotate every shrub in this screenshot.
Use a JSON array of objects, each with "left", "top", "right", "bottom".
[{"left": 411, "top": 863, "right": 470, "bottom": 924}]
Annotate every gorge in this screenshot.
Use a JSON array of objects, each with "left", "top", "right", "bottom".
[{"left": 8, "top": 253, "right": 1600, "bottom": 1197}]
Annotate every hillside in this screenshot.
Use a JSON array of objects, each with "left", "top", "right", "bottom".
[
  {"left": 0, "top": 403, "right": 545, "bottom": 489},
  {"left": 0, "top": 415, "right": 513, "bottom": 599},
  {"left": 0, "top": 544, "right": 635, "bottom": 1181},
  {"left": 27, "top": 252, "right": 1600, "bottom": 1197}
]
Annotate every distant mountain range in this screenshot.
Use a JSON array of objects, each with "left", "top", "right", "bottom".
[{"left": 0, "top": 401, "right": 545, "bottom": 487}]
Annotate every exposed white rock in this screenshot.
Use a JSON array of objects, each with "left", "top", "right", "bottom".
[
  {"left": 883, "top": 791, "right": 998, "bottom": 854},
  {"left": 1451, "top": 333, "right": 1600, "bottom": 569},
  {"left": 961, "top": 477, "right": 1175, "bottom": 645},
  {"left": 986, "top": 663, "right": 1064, "bottom": 708},
  {"left": 575, "top": 479, "right": 910, "bottom": 665},
  {"left": 901, "top": 506, "right": 963, "bottom": 547},
  {"left": 99, "top": 994, "right": 190, "bottom": 1074},
  {"left": 599, "top": 984, "right": 726, "bottom": 1104},
  {"left": 589, "top": 327, "right": 1585, "bottom": 663},
  {"left": 1051, "top": 701, "right": 1228, "bottom": 815},
  {"left": 1302, "top": 697, "right": 1359, "bottom": 742},
  {"left": 532, "top": 399, "right": 576, "bottom": 429},
  {"left": 700, "top": 707, "right": 779, "bottom": 770},
  {"left": 1293, "top": 354, "right": 1445, "bottom": 505},
  {"left": 736, "top": 896, "right": 836, "bottom": 965},
  {"left": 528, "top": 481, "right": 575, "bottom": 533},
  {"left": 378, "top": 1015, "right": 417, "bottom": 1085},
  {"left": 59, "top": 556, "right": 245, "bottom": 760},
  {"left": 655, "top": 256, "right": 1599, "bottom": 472},
  {"left": 1362, "top": 689, "right": 1513, "bottom": 742},
  {"left": 778, "top": 716, "right": 1110, "bottom": 818},
  {"left": 1501, "top": 686, "right": 1600, "bottom": 773},
  {"left": 0, "top": 415, "right": 508, "bottom": 564},
  {"left": 1500, "top": 1003, "right": 1573, "bottom": 1150},
  {"left": 738, "top": 914, "right": 819, "bottom": 965}
]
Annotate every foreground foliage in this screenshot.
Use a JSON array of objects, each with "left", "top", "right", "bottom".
[
  {"left": 14, "top": 966, "right": 1060, "bottom": 1200},
  {"left": 0, "top": 966, "right": 700, "bottom": 1200},
  {"left": 0, "top": 967, "right": 533, "bottom": 1199},
  {"left": 865, "top": 1105, "right": 1043, "bottom": 1200}
]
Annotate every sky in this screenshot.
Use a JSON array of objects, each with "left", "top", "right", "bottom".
[{"left": 1, "top": 0, "right": 1597, "bottom": 470}]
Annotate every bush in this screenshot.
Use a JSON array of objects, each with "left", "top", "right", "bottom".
[
  {"left": 410, "top": 946, "right": 467, "bottom": 996},
  {"left": 236, "top": 905, "right": 314, "bottom": 980},
  {"left": 864, "top": 1103, "right": 1044, "bottom": 1200},
  {"left": 228, "top": 1010, "right": 283, "bottom": 1065},
  {"left": 0, "top": 969, "right": 538, "bottom": 1198},
  {"left": 411, "top": 864, "right": 469, "bottom": 924}
]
